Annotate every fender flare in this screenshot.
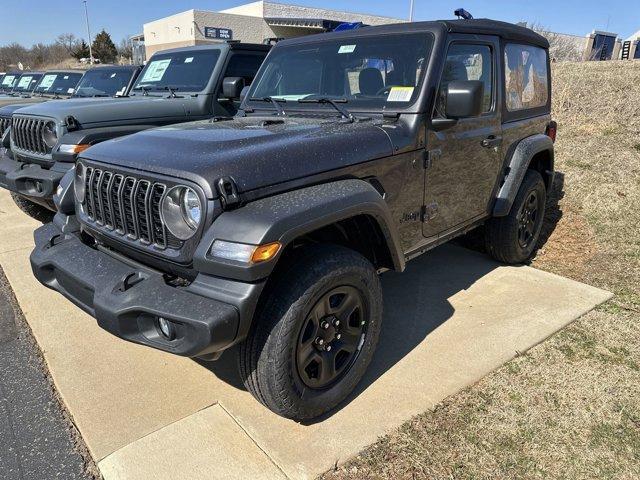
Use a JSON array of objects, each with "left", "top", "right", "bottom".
[
  {"left": 193, "top": 179, "right": 405, "bottom": 282},
  {"left": 492, "top": 134, "right": 554, "bottom": 217}
]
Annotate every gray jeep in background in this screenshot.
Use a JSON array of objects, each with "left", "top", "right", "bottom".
[
  {"left": 0, "top": 42, "right": 269, "bottom": 213},
  {"left": 0, "top": 71, "right": 43, "bottom": 98},
  {"left": 0, "top": 70, "right": 85, "bottom": 110}
]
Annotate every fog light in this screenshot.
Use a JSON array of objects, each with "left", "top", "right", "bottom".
[{"left": 157, "top": 317, "right": 176, "bottom": 340}]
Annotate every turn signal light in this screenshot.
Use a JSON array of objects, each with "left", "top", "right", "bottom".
[
  {"left": 251, "top": 242, "right": 281, "bottom": 263},
  {"left": 59, "top": 144, "right": 91, "bottom": 154}
]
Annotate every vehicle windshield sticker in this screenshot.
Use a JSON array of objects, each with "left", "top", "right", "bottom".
[
  {"left": 110, "top": 73, "right": 117, "bottom": 78},
  {"left": 338, "top": 45, "right": 356, "bottom": 54},
  {"left": 17, "top": 76, "right": 33, "bottom": 88},
  {"left": 63, "top": 75, "right": 69, "bottom": 79},
  {"left": 387, "top": 86, "right": 414, "bottom": 102},
  {"left": 2, "top": 75, "right": 15, "bottom": 86},
  {"left": 115, "top": 87, "right": 125, "bottom": 96},
  {"left": 140, "top": 59, "right": 172, "bottom": 83},
  {"left": 39, "top": 74, "right": 57, "bottom": 89},
  {"left": 67, "top": 88, "right": 75, "bottom": 94},
  {"left": 184, "top": 57, "right": 194, "bottom": 63}
]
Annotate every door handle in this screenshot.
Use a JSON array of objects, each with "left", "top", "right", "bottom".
[{"left": 481, "top": 135, "right": 503, "bottom": 148}]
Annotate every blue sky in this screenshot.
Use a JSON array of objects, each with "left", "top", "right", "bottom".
[{"left": 1, "top": 0, "right": 639, "bottom": 46}]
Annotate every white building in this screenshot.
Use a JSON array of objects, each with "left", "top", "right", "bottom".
[{"left": 140, "top": 1, "right": 405, "bottom": 59}]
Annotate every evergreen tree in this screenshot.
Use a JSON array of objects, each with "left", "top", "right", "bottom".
[
  {"left": 91, "top": 30, "right": 118, "bottom": 64},
  {"left": 71, "top": 40, "right": 90, "bottom": 61}
]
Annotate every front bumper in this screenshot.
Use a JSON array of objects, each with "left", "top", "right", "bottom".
[
  {"left": 0, "top": 153, "right": 71, "bottom": 208},
  {"left": 30, "top": 222, "right": 260, "bottom": 358}
]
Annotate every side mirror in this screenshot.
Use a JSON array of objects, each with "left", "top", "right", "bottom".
[
  {"left": 445, "top": 80, "right": 484, "bottom": 119},
  {"left": 222, "top": 76, "right": 245, "bottom": 99}
]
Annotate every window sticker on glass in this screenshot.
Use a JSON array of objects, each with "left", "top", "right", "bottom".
[
  {"left": 17, "top": 76, "right": 33, "bottom": 88},
  {"left": 338, "top": 45, "right": 356, "bottom": 54},
  {"left": 387, "top": 86, "right": 414, "bottom": 102},
  {"left": 39, "top": 74, "right": 57, "bottom": 89},
  {"left": 140, "top": 59, "right": 172, "bottom": 82},
  {"left": 63, "top": 75, "right": 69, "bottom": 79},
  {"left": 67, "top": 88, "right": 75, "bottom": 94},
  {"left": 115, "top": 87, "right": 125, "bottom": 96},
  {"left": 2, "top": 76, "right": 15, "bottom": 86},
  {"left": 184, "top": 57, "right": 194, "bottom": 63},
  {"left": 110, "top": 73, "right": 117, "bottom": 78}
]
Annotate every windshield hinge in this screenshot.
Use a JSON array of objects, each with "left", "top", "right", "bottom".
[{"left": 216, "top": 177, "right": 241, "bottom": 210}]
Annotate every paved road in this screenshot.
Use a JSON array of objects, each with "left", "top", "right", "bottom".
[{"left": 0, "top": 267, "right": 93, "bottom": 480}]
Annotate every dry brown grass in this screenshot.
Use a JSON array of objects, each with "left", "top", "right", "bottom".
[{"left": 322, "top": 60, "right": 640, "bottom": 480}]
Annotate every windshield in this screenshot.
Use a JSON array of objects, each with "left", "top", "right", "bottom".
[
  {"left": 1, "top": 74, "right": 17, "bottom": 91},
  {"left": 34, "top": 72, "right": 83, "bottom": 96},
  {"left": 12, "top": 74, "right": 42, "bottom": 93},
  {"left": 73, "top": 68, "right": 134, "bottom": 97},
  {"left": 132, "top": 49, "right": 221, "bottom": 94},
  {"left": 248, "top": 33, "right": 432, "bottom": 111}
]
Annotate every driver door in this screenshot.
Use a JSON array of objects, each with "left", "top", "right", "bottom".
[{"left": 423, "top": 37, "right": 503, "bottom": 239}]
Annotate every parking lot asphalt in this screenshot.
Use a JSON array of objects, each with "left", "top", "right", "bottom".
[{"left": 0, "top": 267, "right": 93, "bottom": 480}]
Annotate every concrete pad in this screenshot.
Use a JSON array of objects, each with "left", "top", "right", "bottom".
[
  {"left": 98, "top": 404, "right": 286, "bottom": 480},
  {"left": 0, "top": 189, "right": 613, "bottom": 479}
]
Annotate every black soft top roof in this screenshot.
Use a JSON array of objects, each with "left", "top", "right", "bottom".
[
  {"left": 278, "top": 18, "right": 549, "bottom": 49},
  {"left": 440, "top": 19, "right": 549, "bottom": 48}
]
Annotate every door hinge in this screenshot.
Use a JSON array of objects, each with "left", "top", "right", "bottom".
[
  {"left": 421, "top": 202, "right": 439, "bottom": 222},
  {"left": 423, "top": 149, "right": 441, "bottom": 169}
]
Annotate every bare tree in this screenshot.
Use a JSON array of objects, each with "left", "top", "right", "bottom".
[
  {"left": 118, "top": 37, "right": 133, "bottom": 62},
  {"left": 56, "top": 33, "right": 80, "bottom": 55},
  {"left": 528, "top": 23, "right": 584, "bottom": 62}
]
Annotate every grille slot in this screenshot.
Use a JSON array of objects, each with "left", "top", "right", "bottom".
[
  {"left": 0, "top": 117, "right": 11, "bottom": 138},
  {"left": 12, "top": 116, "right": 49, "bottom": 154},
  {"left": 82, "top": 166, "right": 171, "bottom": 249}
]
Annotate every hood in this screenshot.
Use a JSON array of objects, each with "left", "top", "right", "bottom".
[
  {"left": 82, "top": 116, "right": 394, "bottom": 198},
  {"left": 13, "top": 95, "right": 199, "bottom": 128},
  {"left": 0, "top": 95, "right": 48, "bottom": 110},
  {"left": 0, "top": 103, "right": 32, "bottom": 118}
]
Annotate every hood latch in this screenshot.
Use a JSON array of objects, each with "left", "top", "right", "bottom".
[{"left": 217, "top": 177, "right": 240, "bottom": 210}]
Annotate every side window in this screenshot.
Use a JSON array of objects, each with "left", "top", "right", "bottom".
[
  {"left": 504, "top": 44, "right": 549, "bottom": 111},
  {"left": 223, "top": 53, "right": 266, "bottom": 87},
  {"left": 435, "top": 44, "right": 493, "bottom": 117}
]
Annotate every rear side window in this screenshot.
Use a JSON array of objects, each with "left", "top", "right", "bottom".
[{"left": 504, "top": 44, "right": 549, "bottom": 111}]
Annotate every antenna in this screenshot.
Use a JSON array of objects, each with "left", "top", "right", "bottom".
[
  {"left": 409, "top": 0, "right": 415, "bottom": 21},
  {"left": 454, "top": 8, "right": 474, "bottom": 20}
]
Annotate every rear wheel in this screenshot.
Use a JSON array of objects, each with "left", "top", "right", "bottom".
[
  {"left": 10, "top": 193, "right": 54, "bottom": 223},
  {"left": 238, "top": 244, "right": 382, "bottom": 420},
  {"left": 485, "top": 169, "right": 546, "bottom": 264}
]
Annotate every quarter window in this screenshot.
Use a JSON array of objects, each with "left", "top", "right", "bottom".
[
  {"left": 504, "top": 44, "right": 549, "bottom": 111},
  {"left": 436, "top": 44, "right": 493, "bottom": 117}
]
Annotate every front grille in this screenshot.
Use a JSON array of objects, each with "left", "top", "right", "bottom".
[
  {"left": 0, "top": 117, "right": 11, "bottom": 138},
  {"left": 83, "top": 166, "right": 169, "bottom": 249},
  {"left": 11, "top": 116, "right": 49, "bottom": 155}
]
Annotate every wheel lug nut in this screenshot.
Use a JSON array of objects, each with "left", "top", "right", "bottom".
[
  {"left": 336, "top": 333, "right": 341, "bottom": 340},
  {"left": 321, "top": 321, "right": 329, "bottom": 329},
  {"left": 316, "top": 337, "right": 324, "bottom": 345},
  {"left": 333, "top": 319, "right": 340, "bottom": 327},
  {"left": 326, "top": 345, "right": 332, "bottom": 351}
]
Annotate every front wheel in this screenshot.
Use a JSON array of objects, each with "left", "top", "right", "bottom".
[
  {"left": 485, "top": 169, "right": 547, "bottom": 264},
  {"left": 238, "top": 245, "right": 382, "bottom": 420},
  {"left": 10, "top": 193, "right": 54, "bottom": 223}
]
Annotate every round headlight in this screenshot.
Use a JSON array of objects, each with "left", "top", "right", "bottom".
[
  {"left": 42, "top": 121, "right": 58, "bottom": 149},
  {"left": 74, "top": 163, "right": 87, "bottom": 203},
  {"left": 161, "top": 186, "right": 202, "bottom": 240}
]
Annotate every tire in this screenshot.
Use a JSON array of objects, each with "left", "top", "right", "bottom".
[
  {"left": 238, "top": 244, "right": 382, "bottom": 420},
  {"left": 10, "top": 193, "right": 55, "bottom": 223},
  {"left": 485, "top": 169, "right": 546, "bottom": 264}
]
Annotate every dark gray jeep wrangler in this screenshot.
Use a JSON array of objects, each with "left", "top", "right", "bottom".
[
  {"left": 31, "top": 19, "right": 556, "bottom": 420},
  {"left": 0, "top": 43, "right": 269, "bottom": 213},
  {"left": 0, "top": 69, "right": 85, "bottom": 111}
]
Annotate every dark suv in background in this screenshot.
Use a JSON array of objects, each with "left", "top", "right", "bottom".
[
  {"left": 31, "top": 19, "right": 556, "bottom": 420},
  {"left": 0, "top": 71, "right": 43, "bottom": 98},
  {"left": 0, "top": 70, "right": 85, "bottom": 110},
  {"left": 0, "top": 43, "right": 269, "bottom": 214}
]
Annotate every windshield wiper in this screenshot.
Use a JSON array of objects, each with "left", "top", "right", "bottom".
[
  {"left": 133, "top": 85, "right": 152, "bottom": 96},
  {"left": 298, "top": 97, "right": 355, "bottom": 122},
  {"left": 249, "top": 96, "right": 287, "bottom": 116},
  {"left": 163, "top": 86, "right": 180, "bottom": 98}
]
